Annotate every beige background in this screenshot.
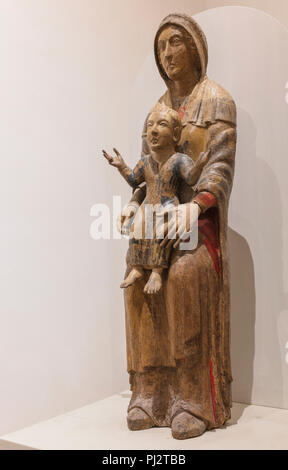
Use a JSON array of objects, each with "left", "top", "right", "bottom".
[{"left": 0, "top": 0, "right": 287, "bottom": 435}]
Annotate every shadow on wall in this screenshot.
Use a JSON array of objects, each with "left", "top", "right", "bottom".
[
  {"left": 229, "top": 226, "right": 255, "bottom": 406},
  {"left": 229, "top": 107, "right": 287, "bottom": 408}
]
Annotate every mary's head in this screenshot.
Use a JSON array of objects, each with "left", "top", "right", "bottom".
[{"left": 154, "top": 13, "right": 208, "bottom": 85}]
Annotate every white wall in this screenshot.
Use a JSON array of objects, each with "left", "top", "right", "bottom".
[
  {"left": 203, "top": 0, "right": 288, "bottom": 29},
  {"left": 0, "top": 0, "right": 204, "bottom": 435},
  {"left": 1, "top": 0, "right": 288, "bottom": 435}
]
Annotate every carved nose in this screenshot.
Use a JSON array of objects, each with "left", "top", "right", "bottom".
[{"left": 163, "top": 42, "right": 172, "bottom": 57}]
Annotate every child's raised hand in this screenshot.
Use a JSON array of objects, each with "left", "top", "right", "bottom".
[{"left": 102, "top": 148, "right": 125, "bottom": 170}]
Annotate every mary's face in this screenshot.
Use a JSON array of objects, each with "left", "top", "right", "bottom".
[{"left": 157, "top": 25, "right": 198, "bottom": 81}]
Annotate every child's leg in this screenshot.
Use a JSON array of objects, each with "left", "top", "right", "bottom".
[
  {"left": 120, "top": 266, "right": 144, "bottom": 288},
  {"left": 143, "top": 267, "right": 163, "bottom": 295}
]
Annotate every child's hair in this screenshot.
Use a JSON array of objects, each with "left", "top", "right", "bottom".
[{"left": 149, "top": 104, "right": 182, "bottom": 142}]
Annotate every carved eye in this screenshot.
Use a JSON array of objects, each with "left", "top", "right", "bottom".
[{"left": 170, "top": 37, "right": 182, "bottom": 46}]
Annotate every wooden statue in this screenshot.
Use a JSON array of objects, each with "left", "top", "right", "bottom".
[{"left": 105, "top": 13, "right": 237, "bottom": 439}]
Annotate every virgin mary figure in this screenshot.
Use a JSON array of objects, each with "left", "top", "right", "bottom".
[{"left": 120, "top": 13, "right": 237, "bottom": 439}]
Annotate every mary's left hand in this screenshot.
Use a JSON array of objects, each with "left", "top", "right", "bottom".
[{"left": 158, "top": 202, "right": 201, "bottom": 250}]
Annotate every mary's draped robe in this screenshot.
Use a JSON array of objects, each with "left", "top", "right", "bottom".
[{"left": 124, "top": 13, "right": 237, "bottom": 429}]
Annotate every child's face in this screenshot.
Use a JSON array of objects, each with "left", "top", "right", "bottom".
[{"left": 147, "top": 111, "right": 176, "bottom": 152}]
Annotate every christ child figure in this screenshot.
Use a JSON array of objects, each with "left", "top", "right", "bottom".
[{"left": 102, "top": 105, "right": 209, "bottom": 294}]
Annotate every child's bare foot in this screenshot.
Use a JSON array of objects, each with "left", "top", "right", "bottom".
[
  {"left": 121, "top": 267, "right": 143, "bottom": 288},
  {"left": 143, "top": 271, "right": 162, "bottom": 294}
]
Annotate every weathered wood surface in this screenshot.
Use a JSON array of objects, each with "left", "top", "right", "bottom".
[{"left": 109, "top": 13, "right": 237, "bottom": 439}]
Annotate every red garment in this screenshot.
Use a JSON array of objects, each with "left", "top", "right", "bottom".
[{"left": 194, "top": 192, "right": 220, "bottom": 277}]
